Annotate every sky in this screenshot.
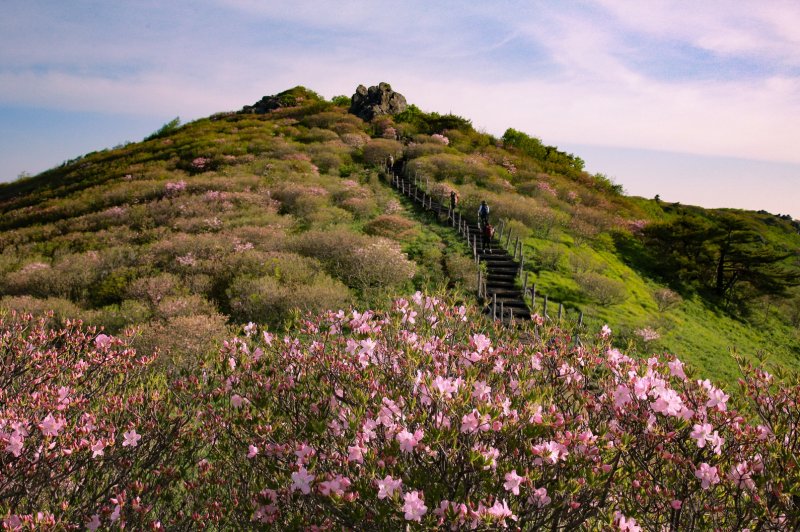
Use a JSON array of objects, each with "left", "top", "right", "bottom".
[{"left": 1, "top": 0, "right": 799, "bottom": 218}]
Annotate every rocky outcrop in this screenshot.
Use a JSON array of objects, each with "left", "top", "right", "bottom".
[
  {"left": 240, "top": 86, "right": 322, "bottom": 114},
  {"left": 349, "top": 83, "right": 407, "bottom": 121}
]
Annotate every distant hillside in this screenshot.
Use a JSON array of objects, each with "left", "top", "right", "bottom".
[{"left": 1, "top": 84, "right": 799, "bottom": 381}]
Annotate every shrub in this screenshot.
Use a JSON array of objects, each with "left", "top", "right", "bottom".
[
  {"left": 653, "top": 287, "right": 683, "bottom": 312},
  {"left": 364, "top": 215, "right": 419, "bottom": 241},
  {"left": 4, "top": 297, "right": 800, "bottom": 529},
  {"left": 536, "top": 244, "right": 564, "bottom": 271},
  {"left": 226, "top": 272, "right": 351, "bottom": 326},
  {"left": 133, "top": 312, "right": 230, "bottom": 370},
  {"left": 575, "top": 272, "right": 628, "bottom": 305},
  {"left": 362, "top": 139, "right": 403, "bottom": 166}
]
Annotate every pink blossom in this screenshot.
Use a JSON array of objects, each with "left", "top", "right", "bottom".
[
  {"left": 503, "top": 470, "right": 524, "bottom": 495},
  {"left": 690, "top": 423, "right": 714, "bottom": 448},
  {"left": 247, "top": 445, "right": 259, "bottom": 459},
  {"left": 472, "top": 333, "right": 491, "bottom": 353},
  {"left": 231, "top": 394, "right": 245, "bottom": 408},
  {"left": 91, "top": 440, "right": 105, "bottom": 458},
  {"left": 94, "top": 334, "right": 112, "bottom": 349},
  {"left": 319, "top": 474, "right": 351, "bottom": 497},
  {"left": 403, "top": 491, "right": 428, "bottom": 521},
  {"left": 396, "top": 428, "right": 423, "bottom": 453},
  {"left": 486, "top": 499, "right": 516, "bottom": 523},
  {"left": 472, "top": 380, "right": 492, "bottom": 402},
  {"left": 668, "top": 358, "right": 687, "bottom": 380},
  {"left": 377, "top": 475, "right": 402, "bottom": 499},
  {"left": 600, "top": 324, "right": 612, "bottom": 338},
  {"left": 612, "top": 385, "right": 632, "bottom": 409},
  {"left": 650, "top": 387, "right": 684, "bottom": 417},
  {"left": 530, "top": 487, "right": 551, "bottom": 507},
  {"left": 291, "top": 466, "right": 315, "bottom": 494},
  {"left": 5, "top": 433, "right": 23, "bottom": 457},
  {"left": 347, "top": 442, "right": 365, "bottom": 463},
  {"left": 671, "top": 499, "right": 682, "bottom": 510},
  {"left": 616, "top": 512, "right": 642, "bottom": 531},
  {"left": 728, "top": 462, "right": 755, "bottom": 490},
  {"left": 695, "top": 463, "right": 720, "bottom": 489},
  {"left": 110, "top": 505, "right": 121, "bottom": 522},
  {"left": 122, "top": 429, "right": 141, "bottom": 447},
  {"left": 86, "top": 514, "right": 101, "bottom": 531},
  {"left": 39, "top": 413, "right": 65, "bottom": 437}
]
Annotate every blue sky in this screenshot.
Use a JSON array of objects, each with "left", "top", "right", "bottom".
[{"left": 2, "top": 0, "right": 799, "bottom": 217}]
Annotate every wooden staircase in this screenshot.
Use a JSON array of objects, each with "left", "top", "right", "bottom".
[{"left": 390, "top": 166, "right": 531, "bottom": 324}]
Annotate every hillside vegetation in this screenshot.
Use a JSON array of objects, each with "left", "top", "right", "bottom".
[{"left": 1, "top": 85, "right": 799, "bottom": 382}]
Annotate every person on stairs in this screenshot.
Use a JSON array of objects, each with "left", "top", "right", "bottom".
[
  {"left": 481, "top": 221, "right": 494, "bottom": 253},
  {"left": 449, "top": 191, "right": 458, "bottom": 217},
  {"left": 478, "top": 200, "right": 490, "bottom": 227}
]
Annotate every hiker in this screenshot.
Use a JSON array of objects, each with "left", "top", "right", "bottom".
[
  {"left": 481, "top": 222, "right": 494, "bottom": 253},
  {"left": 478, "top": 200, "right": 490, "bottom": 226},
  {"left": 450, "top": 191, "right": 458, "bottom": 212},
  {"left": 388, "top": 155, "right": 394, "bottom": 170}
]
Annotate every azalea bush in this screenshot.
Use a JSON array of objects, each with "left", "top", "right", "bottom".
[{"left": 2, "top": 295, "right": 800, "bottom": 529}]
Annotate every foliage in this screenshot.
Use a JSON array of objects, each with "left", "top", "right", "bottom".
[
  {"left": 144, "top": 116, "right": 181, "bottom": 141},
  {"left": 4, "top": 298, "right": 800, "bottom": 529}
]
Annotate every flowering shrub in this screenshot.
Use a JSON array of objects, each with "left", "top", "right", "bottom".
[
  {"left": 431, "top": 133, "right": 449, "bottom": 145},
  {"left": 202, "top": 295, "right": 798, "bottom": 529},
  {"left": 0, "top": 313, "right": 204, "bottom": 529},
  {"left": 3, "top": 296, "right": 800, "bottom": 529}
]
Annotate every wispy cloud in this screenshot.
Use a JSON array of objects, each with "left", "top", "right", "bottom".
[{"left": 2, "top": 0, "right": 800, "bottom": 206}]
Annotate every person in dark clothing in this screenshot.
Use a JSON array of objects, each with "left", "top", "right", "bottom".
[
  {"left": 450, "top": 191, "right": 458, "bottom": 211},
  {"left": 478, "top": 200, "right": 490, "bottom": 226},
  {"left": 481, "top": 222, "right": 494, "bottom": 253}
]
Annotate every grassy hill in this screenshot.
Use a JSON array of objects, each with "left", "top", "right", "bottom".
[{"left": 1, "top": 85, "right": 799, "bottom": 382}]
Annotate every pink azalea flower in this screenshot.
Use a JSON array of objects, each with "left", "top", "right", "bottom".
[
  {"left": 503, "top": 470, "right": 524, "bottom": 495},
  {"left": 110, "top": 505, "right": 121, "bottom": 522},
  {"left": 668, "top": 358, "right": 687, "bottom": 380},
  {"left": 122, "top": 429, "right": 141, "bottom": 448},
  {"left": 86, "top": 514, "right": 101, "bottom": 531},
  {"left": 347, "top": 442, "right": 365, "bottom": 463},
  {"left": 530, "top": 487, "right": 551, "bottom": 507},
  {"left": 5, "top": 433, "right": 24, "bottom": 457},
  {"left": 94, "top": 334, "right": 112, "bottom": 349},
  {"left": 231, "top": 394, "right": 245, "bottom": 408},
  {"left": 650, "top": 387, "right": 684, "bottom": 416},
  {"left": 600, "top": 324, "right": 612, "bottom": 338},
  {"left": 671, "top": 499, "right": 682, "bottom": 510},
  {"left": 377, "top": 475, "right": 402, "bottom": 499},
  {"left": 319, "top": 474, "right": 351, "bottom": 497},
  {"left": 690, "top": 423, "right": 714, "bottom": 448},
  {"left": 403, "top": 491, "right": 428, "bottom": 522},
  {"left": 616, "top": 511, "right": 642, "bottom": 531},
  {"left": 247, "top": 445, "right": 259, "bottom": 459},
  {"left": 471, "top": 333, "right": 491, "bottom": 353},
  {"left": 396, "top": 428, "right": 423, "bottom": 453},
  {"left": 91, "top": 440, "right": 105, "bottom": 458},
  {"left": 291, "top": 466, "right": 315, "bottom": 494},
  {"left": 486, "top": 499, "right": 516, "bottom": 523},
  {"left": 612, "top": 385, "right": 632, "bottom": 409},
  {"left": 695, "top": 462, "right": 720, "bottom": 489},
  {"left": 39, "top": 413, "right": 65, "bottom": 437}
]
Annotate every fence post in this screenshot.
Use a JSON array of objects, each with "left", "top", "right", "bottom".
[
  {"left": 523, "top": 271, "right": 529, "bottom": 296},
  {"left": 558, "top": 303, "right": 563, "bottom": 322},
  {"left": 513, "top": 237, "right": 519, "bottom": 259},
  {"left": 578, "top": 311, "right": 583, "bottom": 327},
  {"left": 519, "top": 255, "right": 525, "bottom": 277},
  {"left": 499, "top": 221, "right": 505, "bottom": 241},
  {"left": 505, "top": 230, "right": 511, "bottom": 250},
  {"left": 500, "top": 301, "right": 504, "bottom": 322},
  {"left": 493, "top": 293, "right": 497, "bottom": 320},
  {"left": 478, "top": 269, "right": 482, "bottom": 298},
  {"left": 543, "top": 295, "right": 548, "bottom": 318}
]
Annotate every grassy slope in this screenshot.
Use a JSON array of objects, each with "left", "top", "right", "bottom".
[{"left": 1, "top": 86, "right": 799, "bottom": 384}]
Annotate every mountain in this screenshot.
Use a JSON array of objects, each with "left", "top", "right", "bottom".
[{"left": 1, "top": 83, "right": 799, "bottom": 381}]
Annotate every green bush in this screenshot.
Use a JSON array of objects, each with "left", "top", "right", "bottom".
[{"left": 575, "top": 272, "right": 628, "bottom": 305}]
